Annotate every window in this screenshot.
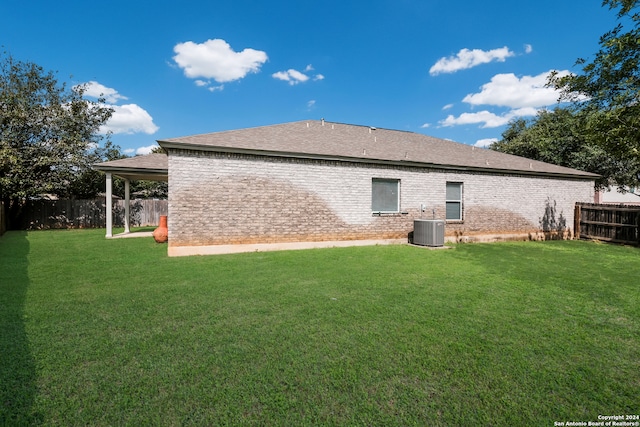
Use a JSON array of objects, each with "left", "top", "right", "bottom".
[
  {"left": 372, "top": 178, "right": 400, "bottom": 213},
  {"left": 446, "top": 182, "right": 463, "bottom": 221}
]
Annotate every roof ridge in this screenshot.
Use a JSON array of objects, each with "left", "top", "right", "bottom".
[
  {"left": 156, "top": 120, "right": 598, "bottom": 179},
  {"left": 313, "top": 120, "right": 416, "bottom": 134},
  {"left": 161, "top": 119, "right": 422, "bottom": 142}
]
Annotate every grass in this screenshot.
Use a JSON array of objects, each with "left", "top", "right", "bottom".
[{"left": 1, "top": 229, "right": 639, "bottom": 426}]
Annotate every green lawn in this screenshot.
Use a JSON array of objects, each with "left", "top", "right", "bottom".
[{"left": 1, "top": 229, "right": 638, "bottom": 426}]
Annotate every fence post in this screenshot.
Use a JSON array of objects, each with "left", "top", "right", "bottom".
[
  {"left": 637, "top": 210, "right": 640, "bottom": 246},
  {"left": 574, "top": 204, "right": 581, "bottom": 240},
  {"left": 0, "top": 200, "right": 5, "bottom": 236}
]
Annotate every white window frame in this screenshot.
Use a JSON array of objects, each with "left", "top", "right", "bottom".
[
  {"left": 446, "top": 182, "right": 463, "bottom": 221},
  {"left": 372, "top": 178, "right": 400, "bottom": 213}
]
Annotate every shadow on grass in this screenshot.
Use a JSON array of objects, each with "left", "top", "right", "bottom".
[{"left": 0, "top": 231, "right": 41, "bottom": 425}]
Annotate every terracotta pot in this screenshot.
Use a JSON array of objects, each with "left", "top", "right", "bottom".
[{"left": 153, "top": 215, "right": 168, "bottom": 243}]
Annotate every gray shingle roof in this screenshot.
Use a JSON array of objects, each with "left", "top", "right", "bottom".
[
  {"left": 159, "top": 120, "right": 597, "bottom": 179},
  {"left": 94, "top": 153, "right": 168, "bottom": 181}
]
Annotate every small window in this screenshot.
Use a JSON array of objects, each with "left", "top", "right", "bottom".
[
  {"left": 446, "top": 182, "right": 463, "bottom": 221},
  {"left": 372, "top": 178, "right": 400, "bottom": 213}
]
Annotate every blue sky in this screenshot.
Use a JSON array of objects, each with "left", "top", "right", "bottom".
[{"left": 1, "top": 0, "right": 622, "bottom": 155}]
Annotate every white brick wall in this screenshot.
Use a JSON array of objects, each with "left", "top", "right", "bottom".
[{"left": 168, "top": 150, "right": 595, "bottom": 247}]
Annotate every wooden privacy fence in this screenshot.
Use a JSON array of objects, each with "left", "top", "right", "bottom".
[
  {"left": 20, "top": 199, "right": 168, "bottom": 230},
  {"left": 574, "top": 202, "right": 640, "bottom": 245}
]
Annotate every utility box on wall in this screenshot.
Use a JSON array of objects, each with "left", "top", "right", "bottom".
[{"left": 413, "top": 219, "right": 445, "bottom": 247}]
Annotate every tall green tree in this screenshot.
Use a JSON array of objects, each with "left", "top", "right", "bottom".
[
  {"left": 491, "top": 108, "right": 640, "bottom": 189},
  {"left": 63, "top": 140, "right": 127, "bottom": 199},
  {"left": 0, "top": 53, "right": 113, "bottom": 226},
  {"left": 494, "top": 0, "right": 640, "bottom": 189},
  {"left": 549, "top": 0, "right": 639, "bottom": 164}
]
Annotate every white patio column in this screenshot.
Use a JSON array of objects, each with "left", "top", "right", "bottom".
[
  {"left": 124, "top": 178, "right": 130, "bottom": 234},
  {"left": 105, "top": 172, "right": 113, "bottom": 238}
]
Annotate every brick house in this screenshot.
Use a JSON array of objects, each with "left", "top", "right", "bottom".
[{"left": 148, "top": 120, "right": 597, "bottom": 256}]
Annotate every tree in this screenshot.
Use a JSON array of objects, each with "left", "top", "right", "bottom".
[
  {"left": 63, "top": 141, "right": 128, "bottom": 199},
  {"left": 150, "top": 145, "right": 167, "bottom": 154},
  {"left": 494, "top": 1, "right": 640, "bottom": 189},
  {"left": 491, "top": 108, "right": 640, "bottom": 190},
  {"left": 128, "top": 178, "right": 168, "bottom": 199},
  {"left": 549, "top": 0, "right": 640, "bottom": 164},
  {"left": 0, "top": 53, "right": 113, "bottom": 226}
]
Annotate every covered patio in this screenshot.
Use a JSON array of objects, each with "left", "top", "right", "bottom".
[{"left": 93, "top": 154, "right": 168, "bottom": 238}]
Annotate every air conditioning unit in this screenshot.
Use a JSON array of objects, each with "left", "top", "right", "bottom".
[{"left": 413, "top": 219, "right": 445, "bottom": 247}]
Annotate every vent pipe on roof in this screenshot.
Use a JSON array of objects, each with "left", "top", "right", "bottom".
[{"left": 321, "top": 118, "right": 325, "bottom": 126}]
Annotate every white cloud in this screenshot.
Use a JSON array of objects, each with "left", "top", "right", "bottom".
[
  {"left": 135, "top": 145, "right": 158, "bottom": 155},
  {"left": 80, "top": 81, "right": 158, "bottom": 136},
  {"left": 442, "top": 103, "right": 454, "bottom": 110},
  {"left": 524, "top": 44, "right": 533, "bottom": 54},
  {"left": 441, "top": 111, "right": 503, "bottom": 127},
  {"left": 273, "top": 64, "right": 324, "bottom": 85},
  {"left": 474, "top": 138, "right": 498, "bottom": 148},
  {"left": 440, "top": 107, "right": 538, "bottom": 128},
  {"left": 192, "top": 79, "right": 224, "bottom": 91},
  {"left": 430, "top": 47, "right": 514, "bottom": 75},
  {"left": 307, "top": 100, "right": 316, "bottom": 109},
  {"left": 80, "top": 81, "right": 128, "bottom": 103},
  {"left": 101, "top": 104, "right": 159, "bottom": 135},
  {"left": 273, "top": 69, "right": 310, "bottom": 85},
  {"left": 436, "top": 70, "right": 585, "bottom": 130},
  {"left": 462, "top": 70, "right": 569, "bottom": 108},
  {"left": 173, "top": 38, "right": 268, "bottom": 83},
  {"left": 421, "top": 123, "right": 431, "bottom": 128}
]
